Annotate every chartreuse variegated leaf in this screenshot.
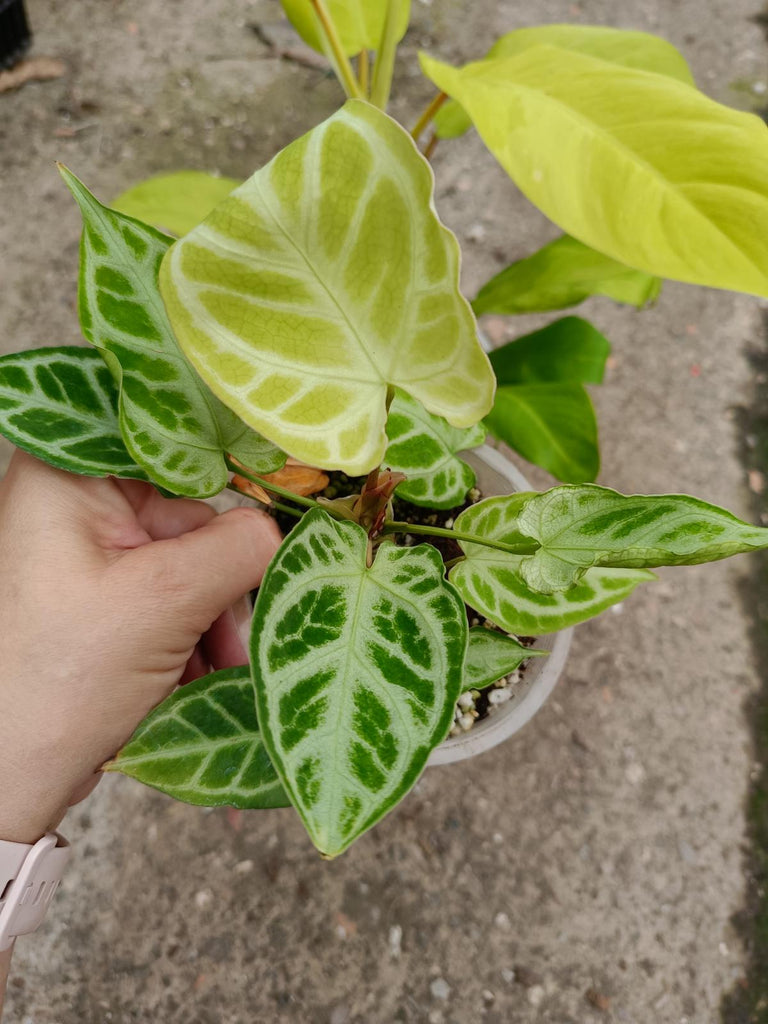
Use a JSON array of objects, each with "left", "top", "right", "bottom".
[
  {"left": 516, "top": 486, "right": 768, "bottom": 593},
  {"left": 385, "top": 390, "right": 485, "bottom": 508},
  {"left": 485, "top": 384, "right": 599, "bottom": 484},
  {"left": 107, "top": 667, "right": 289, "bottom": 809},
  {"left": 434, "top": 24, "right": 693, "bottom": 139},
  {"left": 251, "top": 508, "right": 467, "bottom": 858},
  {"left": 160, "top": 100, "right": 494, "bottom": 476},
  {"left": 60, "top": 167, "right": 285, "bottom": 497},
  {"left": 281, "top": 0, "right": 410, "bottom": 56},
  {"left": 488, "top": 317, "right": 610, "bottom": 386},
  {"left": 0, "top": 347, "right": 146, "bottom": 480},
  {"left": 449, "top": 495, "right": 655, "bottom": 633},
  {"left": 112, "top": 171, "right": 240, "bottom": 237},
  {"left": 421, "top": 48, "right": 768, "bottom": 297},
  {"left": 473, "top": 235, "right": 661, "bottom": 315},
  {"left": 464, "top": 628, "right": 546, "bottom": 691}
]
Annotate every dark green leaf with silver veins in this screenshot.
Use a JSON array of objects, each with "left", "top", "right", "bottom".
[
  {"left": 59, "top": 166, "right": 285, "bottom": 497},
  {"left": 107, "top": 667, "right": 289, "bottom": 809},
  {"left": 464, "top": 627, "right": 546, "bottom": 691},
  {"left": 515, "top": 485, "right": 768, "bottom": 592},
  {"left": 251, "top": 508, "right": 468, "bottom": 858},
  {"left": 385, "top": 389, "right": 486, "bottom": 508},
  {"left": 449, "top": 494, "right": 656, "bottom": 633},
  {"left": 0, "top": 347, "right": 146, "bottom": 480}
]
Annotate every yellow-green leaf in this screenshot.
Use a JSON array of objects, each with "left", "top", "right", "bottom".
[
  {"left": 421, "top": 47, "right": 768, "bottom": 297},
  {"left": 281, "top": 0, "right": 410, "bottom": 56},
  {"left": 160, "top": 100, "right": 494, "bottom": 475},
  {"left": 434, "top": 24, "right": 694, "bottom": 138},
  {"left": 112, "top": 171, "right": 240, "bottom": 237}
]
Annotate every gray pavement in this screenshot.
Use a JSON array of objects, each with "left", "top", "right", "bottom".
[{"left": 1, "top": 1, "right": 767, "bottom": 1020}]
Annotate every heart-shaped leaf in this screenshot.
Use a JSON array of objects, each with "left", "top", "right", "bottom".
[
  {"left": 251, "top": 508, "right": 467, "bottom": 858},
  {"left": 473, "top": 235, "right": 661, "bottom": 315},
  {"left": 385, "top": 390, "right": 485, "bottom": 508},
  {"left": 516, "top": 486, "right": 768, "bottom": 592},
  {"left": 434, "top": 24, "right": 693, "bottom": 139},
  {"left": 112, "top": 171, "right": 240, "bottom": 237},
  {"left": 160, "top": 100, "right": 494, "bottom": 476},
  {"left": 422, "top": 48, "right": 768, "bottom": 297},
  {"left": 488, "top": 317, "right": 610, "bottom": 386},
  {"left": 0, "top": 347, "right": 147, "bottom": 479},
  {"left": 280, "top": 0, "right": 410, "bottom": 56},
  {"left": 60, "top": 167, "right": 285, "bottom": 497},
  {"left": 464, "top": 627, "right": 546, "bottom": 690},
  {"left": 449, "top": 494, "right": 655, "bottom": 632},
  {"left": 485, "top": 383, "right": 600, "bottom": 483},
  {"left": 107, "top": 667, "right": 289, "bottom": 809}
]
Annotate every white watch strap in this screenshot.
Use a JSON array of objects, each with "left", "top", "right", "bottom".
[{"left": 0, "top": 833, "right": 71, "bottom": 951}]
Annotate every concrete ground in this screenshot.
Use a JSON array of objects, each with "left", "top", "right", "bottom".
[{"left": 1, "top": 0, "right": 768, "bottom": 1021}]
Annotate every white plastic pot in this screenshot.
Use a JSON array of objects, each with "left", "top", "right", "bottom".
[{"left": 427, "top": 445, "right": 572, "bottom": 767}]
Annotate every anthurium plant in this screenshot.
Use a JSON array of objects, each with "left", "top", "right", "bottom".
[{"left": 4, "top": 3, "right": 768, "bottom": 857}]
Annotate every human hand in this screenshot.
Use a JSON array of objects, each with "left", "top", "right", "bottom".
[{"left": 0, "top": 451, "right": 281, "bottom": 844}]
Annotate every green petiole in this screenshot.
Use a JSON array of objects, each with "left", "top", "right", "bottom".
[
  {"left": 380, "top": 520, "right": 539, "bottom": 556},
  {"left": 310, "top": 0, "right": 363, "bottom": 100},
  {"left": 370, "top": 0, "right": 400, "bottom": 109}
]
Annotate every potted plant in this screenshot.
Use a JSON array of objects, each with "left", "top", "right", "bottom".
[{"left": 3, "top": 2, "right": 768, "bottom": 859}]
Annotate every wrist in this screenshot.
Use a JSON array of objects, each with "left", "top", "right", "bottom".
[
  {"left": 0, "top": 805, "right": 65, "bottom": 846},
  {"left": 0, "top": 768, "right": 67, "bottom": 845},
  {"left": 0, "top": 725, "right": 79, "bottom": 843}
]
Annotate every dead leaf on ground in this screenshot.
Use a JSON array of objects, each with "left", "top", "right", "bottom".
[
  {"left": 225, "top": 807, "right": 243, "bottom": 832},
  {"left": 585, "top": 988, "right": 611, "bottom": 1012},
  {"left": 749, "top": 469, "right": 765, "bottom": 494},
  {"left": 335, "top": 912, "right": 358, "bottom": 938},
  {"left": 0, "top": 56, "right": 66, "bottom": 94}
]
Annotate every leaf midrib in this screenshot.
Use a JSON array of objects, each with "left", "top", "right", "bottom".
[
  {"left": 495, "top": 386, "right": 589, "bottom": 477},
  {"left": 254, "top": 165, "right": 383, "bottom": 384}
]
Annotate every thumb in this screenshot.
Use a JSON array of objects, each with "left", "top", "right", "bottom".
[{"left": 121, "top": 506, "right": 282, "bottom": 633}]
